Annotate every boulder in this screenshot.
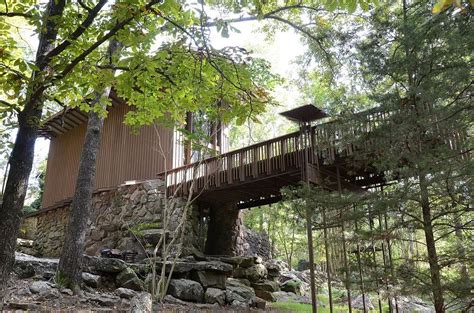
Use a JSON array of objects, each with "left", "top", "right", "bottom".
[
  {"left": 394, "top": 296, "right": 434, "bottom": 312},
  {"left": 154, "top": 260, "right": 233, "bottom": 274},
  {"left": 252, "top": 280, "right": 280, "bottom": 292},
  {"left": 83, "top": 255, "right": 127, "bottom": 274},
  {"left": 272, "top": 291, "right": 324, "bottom": 306},
  {"left": 168, "top": 279, "right": 204, "bottom": 302},
  {"left": 191, "top": 271, "right": 226, "bottom": 289},
  {"left": 227, "top": 278, "right": 251, "bottom": 287},
  {"left": 116, "top": 287, "right": 138, "bottom": 299},
  {"left": 233, "top": 264, "right": 267, "bottom": 282},
  {"left": 82, "top": 272, "right": 101, "bottom": 288},
  {"left": 204, "top": 287, "right": 226, "bottom": 305},
  {"left": 225, "top": 284, "right": 255, "bottom": 305},
  {"left": 14, "top": 252, "right": 58, "bottom": 278},
  {"left": 251, "top": 296, "right": 267, "bottom": 309},
  {"left": 139, "top": 229, "right": 169, "bottom": 246},
  {"left": 87, "top": 293, "right": 120, "bottom": 307},
  {"left": 255, "top": 289, "right": 276, "bottom": 302},
  {"left": 281, "top": 278, "right": 304, "bottom": 295},
  {"left": 352, "top": 294, "right": 374, "bottom": 311},
  {"left": 130, "top": 292, "right": 152, "bottom": 313},
  {"left": 116, "top": 267, "right": 144, "bottom": 291},
  {"left": 29, "top": 281, "right": 54, "bottom": 295},
  {"left": 14, "top": 261, "right": 35, "bottom": 279}
]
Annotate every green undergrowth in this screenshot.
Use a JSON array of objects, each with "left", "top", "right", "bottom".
[{"left": 270, "top": 293, "right": 389, "bottom": 312}]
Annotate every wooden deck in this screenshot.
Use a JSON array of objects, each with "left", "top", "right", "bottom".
[{"left": 160, "top": 104, "right": 467, "bottom": 209}]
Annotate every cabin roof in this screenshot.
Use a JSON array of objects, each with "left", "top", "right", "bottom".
[{"left": 39, "top": 92, "right": 124, "bottom": 138}]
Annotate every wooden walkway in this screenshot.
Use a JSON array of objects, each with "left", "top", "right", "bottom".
[{"left": 160, "top": 104, "right": 467, "bottom": 209}]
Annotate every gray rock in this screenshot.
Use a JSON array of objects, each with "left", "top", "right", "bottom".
[
  {"left": 252, "top": 280, "right": 280, "bottom": 292},
  {"left": 29, "top": 281, "right": 54, "bottom": 294},
  {"left": 394, "top": 296, "right": 435, "bottom": 312},
  {"left": 116, "top": 267, "right": 144, "bottom": 291},
  {"left": 88, "top": 293, "right": 120, "bottom": 307},
  {"left": 234, "top": 263, "right": 267, "bottom": 282},
  {"left": 14, "top": 252, "right": 58, "bottom": 278},
  {"left": 60, "top": 288, "right": 73, "bottom": 296},
  {"left": 83, "top": 255, "right": 127, "bottom": 274},
  {"left": 281, "top": 278, "right": 303, "bottom": 295},
  {"left": 14, "top": 261, "right": 35, "bottom": 278},
  {"left": 191, "top": 271, "right": 226, "bottom": 289},
  {"left": 352, "top": 294, "right": 374, "bottom": 311},
  {"left": 129, "top": 292, "right": 153, "bottom": 313},
  {"left": 272, "top": 291, "right": 324, "bottom": 306},
  {"left": 82, "top": 272, "right": 101, "bottom": 288},
  {"left": 225, "top": 285, "right": 255, "bottom": 305},
  {"left": 227, "top": 278, "right": 251, "bottom": 287},
  {"left": 255, "top": 289, "right": 276, "bottom": 302},
  {"left": 116, "top": 287, "right": 138, "bottom": 299},
  {"left": 168, "top": 279, "right": 204, "bottom": 302},
  {"left": 155, "top": 260, "right": 233, "bottom": 274},
  {"left": 204, "top": 287, "right": 225, "bottom": 305},
  {"left": 251, "top": 296, "right": 267, "bottom": 309}
]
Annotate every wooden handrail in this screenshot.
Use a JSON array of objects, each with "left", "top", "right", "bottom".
[{"left": 160, "top": 104, "right": 467, "bottom": 195}]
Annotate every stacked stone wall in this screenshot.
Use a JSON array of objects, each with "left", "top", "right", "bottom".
[{"left": 27, "top": 180, "right": 201, "bottom": 258}]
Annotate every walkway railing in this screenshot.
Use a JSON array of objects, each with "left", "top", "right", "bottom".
[{"left": 160, "top": 104, "right": 468, "bottom": 197}]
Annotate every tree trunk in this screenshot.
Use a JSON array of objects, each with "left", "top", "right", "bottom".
[
  {"left": 56, "top": 39, "right": 121, "bottom": 292},
  {"left": 55, "top": 93, "right": 108, "bottom": 291},
  {"left": 419, "top": 173, "right": 445, "bottom": 313},
  {"left": 0, "top": 0, "right": 65, "bottom": 306}
]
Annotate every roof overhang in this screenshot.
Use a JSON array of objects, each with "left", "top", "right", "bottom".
[
  {"left": 39, "top": 91, "right": 126, "bottom": 138},
  {"left": 280, "top": 104, "right": 328, "bottom": 123}
]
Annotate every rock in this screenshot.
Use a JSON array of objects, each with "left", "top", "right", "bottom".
[
  {"left": 83, "top": 255, "right": 127, "bottom": 274},
  {"left": 13, "top": 261, "right": 35, "bottom": 278},
  {"left": 88, "top": 293, "right": 121, "bottom": 307},
  {"left": 225, "top": 284, "right": 255, "bottom": 305},
  {"left": 116, "top": 287, "right": 138, "bottom": 299},
  {"left": 251, "top": 296, "right": 267, "bottom": 309},
  {"left": 227, "top": 278, "right": 251, "bottom": 287},
  {"left": 191, "top": 271, "right": 226, "bottom": 289},
  {"left": 234, "top": 263, "right": 267, "bottom": 282},
  {"left": 163, "top": 294, "right": 188, "bottom": 305},
  {"left": 252, "top": 280, "right": 280, "bottom": 292},
  {"left": 82, "top": 272, "right": 101, "bottom": 288},
  {"left": 255, "top": 289, "right": 276, "bottom": 302},
  {"left": 116, "top": 267, "right": 144, "bottom": 291},
  {"left": 29, "top": 281, "right": 54, "bottom": 295},
  {"left": 14, "top": 252, "right": 58, "bottom": 278},
  {"left": 281, "top": 278, "right": 303, "bottom": 295},
  {"left": 394, "top": 296, "right": 435, "bottom": 312},
  {"left": 204, "top": 287, "right": 225, "bottom": 305},
  {"left": 168, "top": 279, "right": 204, "bottom": 302},
  {"left": 140, "top": 229, "right": 170, "bottom": 245},
  {"left": 272, "top": 291, "right": 324, "bottom": 306},
  {"left": 60, "top": 288, "right": 73, "bottom": 296},
  {"left": 154, "top": 260, "right": 233, "bottom": 274},
  {"left": 352, "top": 294, "right": 374, "bottom": 311}
]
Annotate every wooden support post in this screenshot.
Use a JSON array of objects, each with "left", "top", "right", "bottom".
[
  {"left": 337, "top": 167, "right": 352, "bottom": 312},
  {"left": 322, "top": 207, "right": 334, "bottom": 313},
  {"left": 368, "top": 212, "right": 383, "bottom": 313},
  {"left": 354, "top": 205, "right": 367, "bottom": 313}
]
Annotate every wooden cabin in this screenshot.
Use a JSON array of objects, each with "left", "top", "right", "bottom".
[{"left": 39, "top": 93, "right": 228, "bottom": 209}]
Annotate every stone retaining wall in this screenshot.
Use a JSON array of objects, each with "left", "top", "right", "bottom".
[{"left": 26, "top": 180, "right": 202, "bottom": 258}]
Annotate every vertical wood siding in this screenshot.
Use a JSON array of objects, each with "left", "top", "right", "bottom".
[{"left": 41, "top": 103, "right": 174, "bottom": 208}]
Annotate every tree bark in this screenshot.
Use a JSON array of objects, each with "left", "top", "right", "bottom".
[
  {"left": 419, "top": 173, "right": 445, "bottom": 313},
  {"left": 0, "top": 0, "right": 65, "bottom": 306},
  {"left": 56, "top": 39, "right": 121, "bottom": 292}
]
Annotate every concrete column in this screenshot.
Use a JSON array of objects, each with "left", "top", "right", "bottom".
[{"left": 205, "top": 202, "right": 243, "bottom": 256}]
